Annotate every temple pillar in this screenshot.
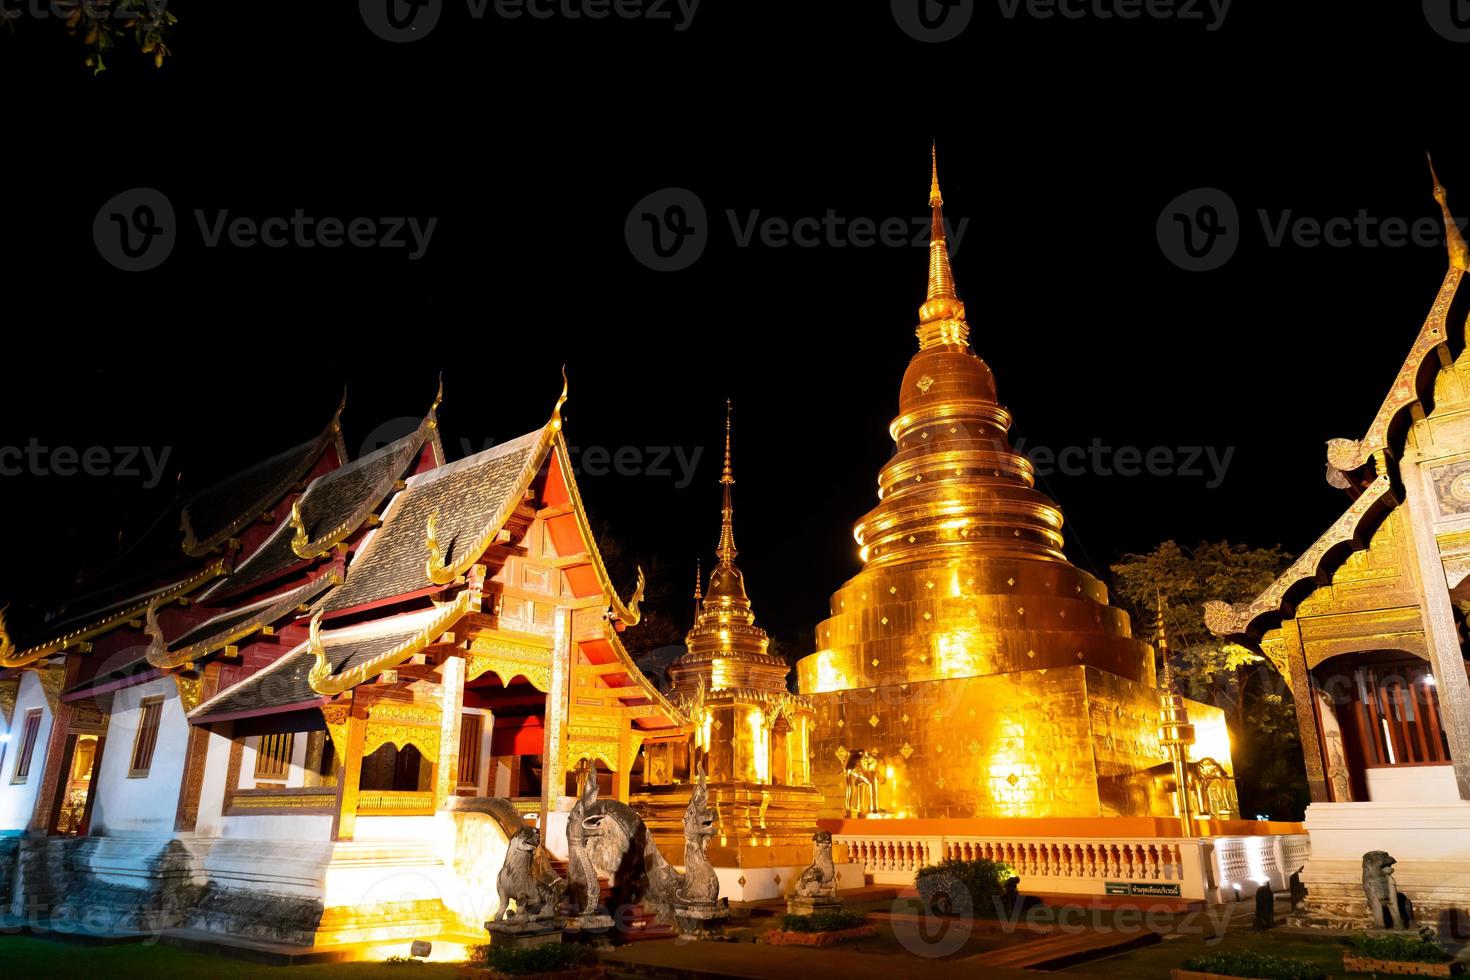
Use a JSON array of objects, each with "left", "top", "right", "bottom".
[
  {"left": 434, "top": 655, "right": 465, "bottom": 810},
  {"left": 175, "top": 664, "right": 223, "bottom": 832},
  {"left": 1400, "top": 450, "right": 1470, "bottom": 800},
  {"left": 333, "top": 694, "right": 370, "bottom": 841},
  {"left": 539, "top": 607, "right": 572, "bottom": 829},
  {"left": 26, "top": 667, "right": 71, "bottom": 835},
  {"left": 1281, "top": 622, "right": 1330, "bottom": 803}
]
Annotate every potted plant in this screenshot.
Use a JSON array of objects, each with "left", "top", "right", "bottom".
[
  {"left": 460, "top": 942, "right": 603, "bottom": 980},
  {"left": 914, "top": 858, "right": 1016, "bottom": 917},
  {"left": 1342, "top": 934, "right": 1463, "bottom": 977},
  {"left": 762, "top": 908, "right": 878, "bottom": 947},
  {"left": 1171, "top": 950, "right": 1328, "bottom": 980}
]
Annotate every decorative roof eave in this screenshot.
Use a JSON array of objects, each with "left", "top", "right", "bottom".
[
  {"left": 1326, "top": 268, "right": 1465, "bottom": 482},
  {"left": 181, "top": 394, "right": 348, "bottom": 558},
  {"left": 305, "top": 570, "right": 483, "bottom": 696},
  {"left": 601, "top": 623, "right": 688, "bottom": 727},
  {"left": 0, "top": 559, "right": 229, "bottom": 669},
  {"left": 1325, "top": 164, "right": 1468, "bottom": 483},
  {"left": 144, "top": 571, "right": 339, "bottom": 670},
  {"left": 549, "top": 432, "right": 645, "bottom": 626},
  {"left": 1204, "top": 466, "right": 1396, "bottom": 640},
  {"left": 291, "top": 427, "right": 436, "bottom": 564}
]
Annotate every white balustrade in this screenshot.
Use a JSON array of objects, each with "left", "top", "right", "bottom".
[{"left": 832, "top": 829, "right": 1311, "bottom": 904}]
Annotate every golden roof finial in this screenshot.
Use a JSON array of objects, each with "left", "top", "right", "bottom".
[
  {"left": 428, "top": 372, "right": 445, "bottom": 427},
  {"left": 917, "top": 143, "right": 968, "bottom": 348},
  {"left": 1429, "top": 154, "right": 1469, "bottom": 272},
  {"left": 0, "top": 604, "right": 13, "bottom": 663},
  {"left": 550, "top": 366, "right": 570, "bottom": 432},
  {"left": 929, "top": 140, "right": 943, "bottom": 208},
  {"left": 716, "top": 400, "right": 738, "bottom": 565},
  {"left": 693, "top": 558, "right": 703, "bottom": 619}
]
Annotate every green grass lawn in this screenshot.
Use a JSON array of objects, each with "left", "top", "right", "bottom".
[
  {"left": 1062, "top": 919, "right": 1361, "bottom": 980},
  {"left": 0, "top": 936, "right": 465, "bottom": 979}
]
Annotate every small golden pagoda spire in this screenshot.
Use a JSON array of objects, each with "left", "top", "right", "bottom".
[
  {"left": 1429, "top": 154, "right": 1469, "bottom": 272},
  {"left": 1155, "top": 592, "right": 1175, "bottom": 692},
  {"left": 918, "top": 144, "right": 969, "bottom": 349},
  {"left": 716, "top": 399, "right": 737, "bottom": 566},
  {"left": 692, "top": 559, "right": 703, "bottom": 620}
]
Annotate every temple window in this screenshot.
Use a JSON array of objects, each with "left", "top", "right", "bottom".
[
  {"left": 458, "top": 710, "right": 492, "bottom": 794},
  {"left": 10, "top": 709, "right": 43, "bottom": 784},
  {"left": 128, "top": 697, "right": 164, "bottom": 778},
  {"left": 360, "top": 743, "right": 431, "bottom": 793},
  {"left": 253, "top": 732, "right": 295, "bottom": 782}
]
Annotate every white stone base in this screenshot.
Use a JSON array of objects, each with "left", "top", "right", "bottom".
[
  {"left": 711, "top": 862, "right": 865, "bottom": 902},
  {"left": 1295, "top": 801, "right": 1470, "bottom": 936}
]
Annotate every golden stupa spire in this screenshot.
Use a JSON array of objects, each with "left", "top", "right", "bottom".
[
  {"left": 918, "top": 143, "right": 969, "bottom": 349},
  {"left": 1429, "top": 154, "right": 1469, "bottom": 272},
  {"left": 1155, "top": 592, "right": 1175, "bottom": 692},
  {"left": 716, "top": 399, "right": 737, "bottom": 566},
  {"left": 692, "top": 559, "right": 703, "bottom": 620}
]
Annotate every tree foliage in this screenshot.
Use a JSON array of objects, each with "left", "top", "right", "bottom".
[
  {"left": 4, "top": 0, "right": 176, "bottom": 74},
  {"left": 1110, "top": 540, "right": 1309, "bottom": 818}
]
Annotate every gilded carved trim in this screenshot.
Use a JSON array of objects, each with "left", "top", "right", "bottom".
[
  {"left": 146, "top": 572, "right": 337, "bottom": 670},
  {"left": 321, "top": 703, "right": 349, "bottom": 760},
  {"left": 1, "top": 560, "right": 228, "bottom": 668},
  {"left": 549, "top": 434, "right": 644, "bottom": 625},
  {"left": 364, "top": 700, "right": 442, "bottom": 764},
  {"left": 306, "top": 577, "right": 480, "bottom": 696},
  {"left": 465, "top": 633, "right": 555, "bottom": 692},
  {"left": 1205, "top": 470, "right": 1395, "bottom": 638},
  {"left": 425, "top": 379, "right": 567, "bottom": 589},
  {"left": 172, "top": 672, "right": 204, "bottom": 713}
]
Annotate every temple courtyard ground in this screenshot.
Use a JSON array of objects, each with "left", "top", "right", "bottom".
[{"left": 0, "top": 896, "right": 1451, "bottom": 979}]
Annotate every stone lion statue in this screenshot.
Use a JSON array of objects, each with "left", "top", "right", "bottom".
[
  {"left": 1363, "top": 850, "right": 1412, "bottom": 929},
  {"left": 493, "top": 827, "right": 561, "bottom": 924},
  {"left": 794, "top": 830, "right": 837, "bottom": 899}
]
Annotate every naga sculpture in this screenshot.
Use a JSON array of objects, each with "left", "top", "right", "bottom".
[
  {"left": 566, "top": 774, "right": 605, "bottom": 918},
  {"left": 492, "top": 827, "right": 562, "bottom": 927},
  {"left": 670, "top": 762, "right": 720, "bottom": 907}
]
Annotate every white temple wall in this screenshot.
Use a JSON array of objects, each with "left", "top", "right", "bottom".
[
  {"left": 90, "top": 676, "right": 188, "bottom": 836},
  {"left": 0, "top": 671, "right": 54, "bottom": 833},
  {"left": 1365, "top": 764, "right": 1460, "bottom": 802}
]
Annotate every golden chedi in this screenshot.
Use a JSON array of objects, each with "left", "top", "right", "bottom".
[
  {"left": 795, "top": 149, "right": 1232, "bottom": 820},
  {"left": 635, "top": 403, "right": 822, "bottom": 870}
]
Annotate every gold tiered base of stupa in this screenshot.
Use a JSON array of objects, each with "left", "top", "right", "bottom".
[
  {"left": 793, "top": 148, "right": 1234, "bottom": 821},
  {"left": 631, "top": 781, "right": 825, "bottom": 868}
]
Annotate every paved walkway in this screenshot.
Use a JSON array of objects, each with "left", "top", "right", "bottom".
[{"left": 602, "top": 939, "right": 1122, "bottom": 980}]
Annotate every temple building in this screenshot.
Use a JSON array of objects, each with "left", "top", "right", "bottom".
[
  {"left": 795, "top": 150, "right": 1235, "bottom": 822},
  {"left": 1207, "top": 162, "right": 1470, "bottom": 933},
  {"left": 0, "top": 379, "right": 688, "bottom": 948},
  {"left": 632, "top": 405, "right": 842, "bottom": 900}
]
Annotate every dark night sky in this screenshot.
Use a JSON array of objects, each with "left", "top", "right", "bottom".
[{"left": 0, "top": 3, "right": 1465, "bottom": 647}]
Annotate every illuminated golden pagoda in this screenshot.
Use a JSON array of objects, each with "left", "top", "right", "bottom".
[
  {"left": 635, "top": 402, "right": 821, "bottom": 871},
  {"left": 796, "top": 148, "right": 1234, "bottom": 820}
]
